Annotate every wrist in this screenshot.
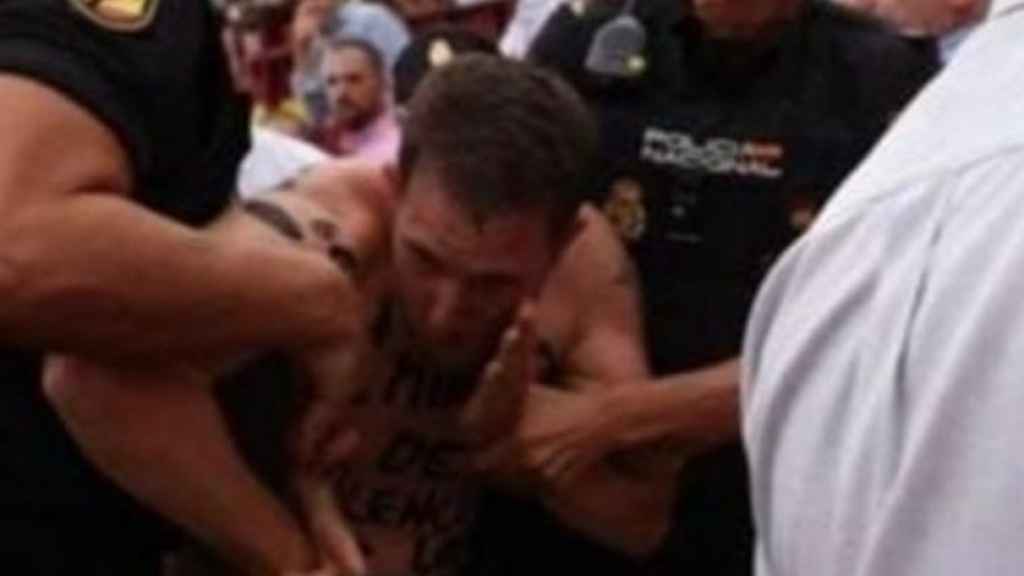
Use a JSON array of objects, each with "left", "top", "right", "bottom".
[
  {"left": 258, "top": 532, "right": 320, "bottom": 576},
  {"left": 234, "top": 512, "right": 319, "bottom": 576},
  {"left": 602, "top": 384, "right": 643, "bottom": 451}
]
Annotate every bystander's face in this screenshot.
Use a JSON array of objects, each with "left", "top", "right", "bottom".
[{"left": 322, "top": 45, "right": 386, "bottom": 130}]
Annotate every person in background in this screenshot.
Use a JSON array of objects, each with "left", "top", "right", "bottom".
[
  {"left": 745, "top": 2, "right": 1024, "bottom": 575},
  {"left": 469, "top": 0, "right": 941, "bottom": 575},
  {"left": 317, "top": 36, "right": 400, "bottom": 162},
  {"left": 218, "top": 0, "right": 333, "bottom": 197},
  {"left": 291, "top": 0, "right": 410, "bottom": 132},
  {"left": 237, "top": 127, "right": 331, "bottom": 199},
  {"left": 220, "top": 0, "right": 310, "bottom": 135}
]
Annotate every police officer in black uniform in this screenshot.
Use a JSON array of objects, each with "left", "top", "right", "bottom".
[
  {"left": 0, "top": 1, "right": 355, "bottom": 573},
  {"left": 473, "top": 0, "right": 940, "bottom": 574}
]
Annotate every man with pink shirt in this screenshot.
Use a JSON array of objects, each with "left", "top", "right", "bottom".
[{"left": 320, "top": 37, "right": 400, "bottom": 162}]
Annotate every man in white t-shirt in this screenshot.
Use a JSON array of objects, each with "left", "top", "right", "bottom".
[
  {"left": 743, "top": 3, "right": 1024, "bottom": 575},
  {"left": 238, "top": 127, "right": 330, "bottom": 199}
]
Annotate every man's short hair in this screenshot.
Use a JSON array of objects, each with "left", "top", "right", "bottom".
[
  {"left": 323, "top": 36, "right": 386, "bottom": 77},
  {"left": 399, "top": 55, "right": 598, "bottom": 235}
]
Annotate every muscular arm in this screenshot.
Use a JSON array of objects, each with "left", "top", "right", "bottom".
[
  {"left": 610, "top": 358, "right": 740, "bottom": 458},
  {"left": 43, "top": 180, "right": 388, "bottom": 575},
  {"left": 44, "top": 358, "right": 321, "bottom": 575},
  {"left": 528, "top": 207, "right": 675, "bottom": 556},
  {"left": 0, "top": 75, "right": 356, "bottom": 363}
]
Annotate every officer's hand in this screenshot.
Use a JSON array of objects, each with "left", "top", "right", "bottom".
[
  {"left": 293, "top": 459, "right": 367, "bottom": 576},
  {"left": 458, "top": 302, "right": 537, "bottom": 448}
]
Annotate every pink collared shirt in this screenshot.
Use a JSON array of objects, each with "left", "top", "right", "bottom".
[{"left": 335, "top": 109, "right": 401, "bottom": 165}]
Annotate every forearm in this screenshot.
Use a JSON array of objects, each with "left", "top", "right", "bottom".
[
  {"left": 542, "top": 463, "right": 674, "bottom": 557},
  {"left": 0, "top": 194, "right": 353, "bottom": 361},
  {"left": 43, "top": 358, "right": 319, "bottom": 575},
  {"left": 611, "top": 359, "right": 740, "bottom": 456}
]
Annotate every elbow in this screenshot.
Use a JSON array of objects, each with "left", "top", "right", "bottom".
[
  {"left": 619, "top": 507, "right": 672, "bottom": 559},
  {"left": 617, "top": 477, "right": 676, "bottom": 559},
  {"left": 41, "top": 356, "right": 100, "bottom": 419},
  {"left": 41, "top": 357, "right": 82, "bottom": 412}
]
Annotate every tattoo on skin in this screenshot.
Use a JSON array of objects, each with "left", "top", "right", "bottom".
[
  {"left": 327, "top": 243, "right": 359, "bottom": 275},
  {"left": 274, "top": 165, "right": 315, "bottom": 193},
  {"left": 241, "top": 199, "right": 305, "bottom": 241},
  {"left": 311, "top": 218, "right": 340, "bottom": 242}
]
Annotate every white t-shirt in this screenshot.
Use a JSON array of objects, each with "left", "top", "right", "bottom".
[
  {"left": 743, "top": 3, "right": 1024, "bottom": 576},
  {"left": 238, "top": 127, "right": 330, "bottom": 199}
]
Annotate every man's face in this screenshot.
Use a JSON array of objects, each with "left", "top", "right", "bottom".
[
  {"left": 392, "top": 165, "right": 560, "bottom": 373},
  {"left": 691, "top": 0, "right": 800, "bottom": 37},
  {"left": 322, "top": 46, "right": 385, "bottom": 129}
]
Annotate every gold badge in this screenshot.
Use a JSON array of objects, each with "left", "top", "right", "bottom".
[
  {"left": 627, "top": 55, "right": 647, "bottom": 75},
  {"left": 604, "top": 178, "right": 647, "bottom": 242},
  {"left": 428, "top": 39, "right": 455, "bottom": 69},
  {"left": 69, "top": 0, "right": 159, "bottom": 32}
]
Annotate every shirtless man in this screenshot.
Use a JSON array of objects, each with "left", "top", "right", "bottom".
[{"left": 44, "top": 56, "right": 673, "bottom": 575}]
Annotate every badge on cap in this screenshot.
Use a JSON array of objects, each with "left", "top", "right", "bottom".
[
  {"left": 604, "top": 177, "right": 647, "bottom": 242},
  {"left": 428, "top": 39, "right": 455, "bottom": 69},
  {"left": 69, "top": 0, "right": 159, "bottom": 32}
]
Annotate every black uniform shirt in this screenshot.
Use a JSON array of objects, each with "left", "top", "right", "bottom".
[
  {"left": 534, "top": 0, "right": 939, "bottom": 373},
  {"left": 0, "top": 1, "right": 249, "bottom": 572}
]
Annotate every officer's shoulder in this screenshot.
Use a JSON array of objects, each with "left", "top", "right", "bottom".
[
  {"left": 807, "top": 0, "right": 940, "bottom": 116},
  {"left": 529, "top": 0, "right": 681, "bottom": 96},
  {"left": 809, "top": 1, "right": 937, "bottom": 69}
]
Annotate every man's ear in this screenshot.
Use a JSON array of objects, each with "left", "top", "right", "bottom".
[{"left": 561, "top": 205, "right": 589, "bottom": 249}]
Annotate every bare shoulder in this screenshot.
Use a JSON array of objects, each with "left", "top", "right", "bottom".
[
  {"left": 222, "top": 160, "right": 395, "bottom": 270},
  {"left": 541, "top": 205, "right": 636, "bottom": 312},
  {"left": 296, "top": 159, "right": 396, "bottom": 221},
  {"left": 536, "top": 204, "right": 639, "bottom": 351}
]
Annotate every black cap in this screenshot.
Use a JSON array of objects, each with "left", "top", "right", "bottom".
[{"left": 393, "top": 26, "right": 497, "bottom": 105}]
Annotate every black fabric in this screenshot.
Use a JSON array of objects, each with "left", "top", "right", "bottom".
[
  {"left": 470, "top": 2, "right": 939, "bottom": 576},
  {"left": 216, "top": 353, "right": 303, "bottom": 502},
  {"left": 393, "top": 26, "right": 497, "bottom": 105},
  {"left": 0, "top": 0, "right": 250, "bottom": 225},
  {"left": 0, "top": 1, "right": 250, "bottom": 573}
]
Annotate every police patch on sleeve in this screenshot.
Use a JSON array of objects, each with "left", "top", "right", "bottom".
[{"left": 69, "top": 0, "right": 159, "bottom": 32}]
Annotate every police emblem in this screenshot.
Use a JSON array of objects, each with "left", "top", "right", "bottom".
[
  {"left": 604, "top": 178, "right": 647, "bottom": 241},
  {"left": 69, "top": 0, "right": 159, "bottom": 32}
]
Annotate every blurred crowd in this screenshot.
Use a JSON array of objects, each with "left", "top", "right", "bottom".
[{"left": 221, "top": 0, "right": 983, "bottom": 195}]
